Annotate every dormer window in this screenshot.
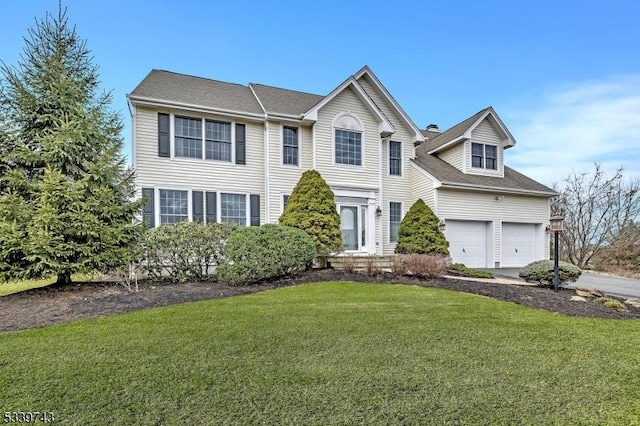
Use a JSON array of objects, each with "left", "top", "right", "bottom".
[{"left": 471, "top": 143, "right": 497, "bottom": 170}]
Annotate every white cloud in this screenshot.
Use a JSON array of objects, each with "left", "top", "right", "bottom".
[{"left": 504, "top": 75, "right": 640, "bottom": 186}]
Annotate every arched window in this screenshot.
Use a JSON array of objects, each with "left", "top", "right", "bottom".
[{"left": 333, "top": 112, "right": 363, "bottom": 166}]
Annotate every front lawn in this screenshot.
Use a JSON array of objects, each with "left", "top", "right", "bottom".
[{"left": 1, "top": 282, "right": 639, "bottom": 424}]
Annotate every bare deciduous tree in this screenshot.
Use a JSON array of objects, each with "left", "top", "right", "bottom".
[{"left": 552, "top": 163, "right": 640, "bottom": 269}]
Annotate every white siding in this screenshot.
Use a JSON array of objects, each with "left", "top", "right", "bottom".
[
  {"left": 357, "top": 76, "right": 416, "bottom": 255},
  {"left": 464, "top": 118, "right": 505, "bottom": 177},
  {"left": 437, "top": 144, "right": 464, "bottom": 171},
  {"left": 438, "top": 189, "right": 550, "bottom": 266},
  {"left": 134, "top": 106, "right": 265, "bottom": 220},
  {"left": 266, "top": 121, "right": 314, "bottom": 223}
]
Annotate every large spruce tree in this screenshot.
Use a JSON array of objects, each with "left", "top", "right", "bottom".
[
  {"left": 279, "top": 170, "right": 342, "bottom": 256},
  {"left": 0, "top": 7, "right": 143, "bottom": 284}
]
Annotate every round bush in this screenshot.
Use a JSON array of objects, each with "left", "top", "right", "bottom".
[
  {"left": 518, "top": 260, "right": 582, "bottom": 287},
  {"left": 217, "top": 224, "right": 316, "bottom": 286}
]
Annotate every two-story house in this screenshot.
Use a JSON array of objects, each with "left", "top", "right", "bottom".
[{"left": 127, "top": 66, "right": 556, "bottom": 268}]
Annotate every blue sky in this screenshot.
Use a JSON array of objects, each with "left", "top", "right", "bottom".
[{"left": 2, "top": 0, "right": 639, "bottom": 186}]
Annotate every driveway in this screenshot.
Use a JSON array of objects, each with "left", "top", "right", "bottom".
[{"left": 483, "top": 268, "right": 640, "bottom": 299}]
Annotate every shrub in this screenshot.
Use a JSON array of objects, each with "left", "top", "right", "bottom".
[
  {"left": 279, "top": 170, "right": 342, "bottom": 256},
  {"left": 340, "top": 255, "right": 357, "bottom": 274},
  {"left": 140, "top": 222, "right": 237, "bottom": 283},
  {"left": 404, "top": 253, "right": 447, "bottom": 279},
  {"left": 217, "top": 224, "right": 316, "bottom": 286},
  {"left": 364, "top": 256, "right": 383, "bottom": 276},
  {"left": 390, "top": 255, "right": 410, "bottom": 276},
  {"left": 518, "top": 260, "right": 582, "bottom": 287},
  {"left": 395, "top": 199, "right": 449, "bottom": 255},
  {"left": 448, "top": 263, "right": 494, "bottom": 279},
  {"left": 596, "top": 297, "right": 626, "bottom": 311}
]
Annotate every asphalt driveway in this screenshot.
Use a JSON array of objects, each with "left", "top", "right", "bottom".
[{"left": 484, "top": 268, "right": 640, "bottom": 299}]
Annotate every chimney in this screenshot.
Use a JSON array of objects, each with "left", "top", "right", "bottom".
[{"left": 425, "top": 124, "right": 440, "bottom": 133}]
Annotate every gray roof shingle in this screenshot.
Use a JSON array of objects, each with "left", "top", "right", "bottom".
[
  {"left": 129, "top": 70, "right": 264, "bottom": 115},
  {"left": 412, "top": 154, "right": 556, "bottom": 195},
  {"left": 249, "top": 83, "right": 324, "bottom": 116},
  {"left": 423, "top": 107, "right": 490, "bottom": 152}
]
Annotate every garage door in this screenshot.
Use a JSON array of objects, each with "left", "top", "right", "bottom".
[
  {"left": 502, "top": 223, "right": 537, "bottom": 267},
  {"left": 445, "top": 220, "right": 488, "bottom": 268}
]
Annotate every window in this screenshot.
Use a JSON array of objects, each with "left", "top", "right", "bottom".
[
  {"left": 389, "top": 202, "right": 402, "bottom": 243},
  {"left": 471, "top": 143, "right": 498, "bottom": 170},
  {"left": 221, "top": 193, "right": 246, "bottom": 225},
  {"left": 159, "top": 190, "right": 188, "bottom": 224},
  {"left": 335, "top": 129, "right": 362, "bottom": 165},
  {"left": 175, "top": 117, "right": 202, "bottom": 158},
  {"left": 205, "top": 121, "right": 231, "bottom": 161},
  {"left": 389, "top": 141, "right": 402, "bottom": 176},
  {"left": 283, "top": 194, "right": 290, "bottom": 211},
  {"left": 283, "top": 127, "right": 299, "bottom": 165}
]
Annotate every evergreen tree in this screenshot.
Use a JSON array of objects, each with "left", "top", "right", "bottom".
[
  {"left": 394, "top": 199, "right": 449, "bottom": 255},
  {"left": 0, "top": 6, "right": 144, "bottom": 284},
  {"left": 279, "top": 170, "right": 342, "bottom": 255}
]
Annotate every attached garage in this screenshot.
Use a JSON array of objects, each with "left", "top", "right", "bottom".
[
  {"left": 444, "top": 220, "right": 491, "bottom": 268},
  {"left": 501, "top": 223, "right": 537, "bottom": 267}
]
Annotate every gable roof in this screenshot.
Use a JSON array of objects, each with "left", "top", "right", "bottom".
[
  {"left": 423, "top": 107, "right": 516, "bottom": 154},
  {"left": 412, "top": 154, "right": 556, "bottom": 196},
  {"left": 249, "top": 83, "right": 324, "bottom": 117},
  {"left": 128, "top": 70, "right": 264, "bottom": 117},
  {"left": 354, "top": 66, "right": 425, "bottom": 142},
  {"left": 302, "top": 76, "right": 395, "bottom": 136}
]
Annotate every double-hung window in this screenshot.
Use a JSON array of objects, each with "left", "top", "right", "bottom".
[
  {"left": 335, "top": 129, "right": 362, "bottom": 166},
  {"left": 389, "top": 202, "right": 402, "bottom": 243},
  {"left": 175, "top": 117, "right": 202, "bottom": 158},
  {"left": 471, "top": 143, "right": 497, "bottom": 170},
  {"left": 205, "top": 121, "right": 231, "bottom": 161},
  {"left": 221, "top": 193, "right": 246, "bottom": 225},
  {"left": 159, "top": 190, "right": 188, "bottom": 224},
  {"left": 389, "top": 141, "right": 402, "bottom": 176},
  {"left": 283, "top": 126, "right": 299, "bottom": 165}
]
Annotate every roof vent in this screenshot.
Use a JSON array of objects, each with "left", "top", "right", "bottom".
[{"left": 426, "top": 124, "right": 440, "bottom": 132}]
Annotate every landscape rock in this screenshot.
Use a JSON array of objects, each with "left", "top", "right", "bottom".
[
  {"left": 570, "top": 296, "right": 587, "bottom": 302},
  {"left": 624, "top": 298, "right": 640, "bottom": 308},
  {"left": 575, "top": 289, "right": 593, "bottom": 298}
]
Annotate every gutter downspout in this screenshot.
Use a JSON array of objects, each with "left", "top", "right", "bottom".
[
  {"left": 265, "top": 117, "right": 270, "bottom": 223},
  {"left": 378, "top": 137, "right": 384, "bottom": 255}
]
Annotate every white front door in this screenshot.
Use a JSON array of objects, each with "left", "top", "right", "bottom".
[{"left": 340, "top": 205, "right": 368, "bottom": 252}]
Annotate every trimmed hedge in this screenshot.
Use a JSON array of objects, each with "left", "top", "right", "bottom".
[
  {"left": 448, "top": 263, "right": 494, "bottom": 279},
  {"left": 519, "top": 260, "right": 582, "bottom": 287},
  {"left": 140, "top": 222, "right": 237, "bottom": 283},
  {"left": 217, "top": 224, "right": 316, "bottom": 286}
]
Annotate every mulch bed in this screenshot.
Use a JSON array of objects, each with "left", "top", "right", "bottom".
[{"left": 1, "top": 269, "right": 639, "bottom": 333}]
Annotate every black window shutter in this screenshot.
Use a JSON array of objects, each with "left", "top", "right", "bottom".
[
  {"left": 235, "top": 123, "right": 246, "bottom": 165},
  {"left": 158, "top": 113, "right": 170, "bottom": 157},
  {"left": 192, "top": 191, "right": 204, "bottom": 223},
  {"left": 206, "top": 192, "right": 217, "bottom": 224},
  {"left": 250, "top": 194, "right": 260, "bottom": 226},
  {"left": 142, "top": 188, "right": 155, "bottom": 227}
]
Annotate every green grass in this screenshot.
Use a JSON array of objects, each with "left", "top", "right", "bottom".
[
  {"left": 0, "top": 274, "right": 97, "bottom": 296},
  {"left": 0, "top": 276, "right": 57, "bottom": 296},
  {"left": 1, "top": 282, "right": 639, "bottom": 425}
]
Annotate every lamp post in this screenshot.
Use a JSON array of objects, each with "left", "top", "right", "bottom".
[{"left": 549, "top": 215, "right": 565, "bottom": 293}]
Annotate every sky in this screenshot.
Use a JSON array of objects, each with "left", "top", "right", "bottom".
[{"left": 2, "top": 0, "right": 639, "bottom": 187}]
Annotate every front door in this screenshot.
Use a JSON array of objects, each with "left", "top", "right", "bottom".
[{"left": 340, "top": 206, "right": 359, "bottom": 251}]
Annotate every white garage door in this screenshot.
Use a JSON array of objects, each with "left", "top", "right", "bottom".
[
  {"left": 445, "top": 220, "right": 488, "bottom": 268},
  {"left": 502, "top": 223, "right": 537, "bottom": 267}
]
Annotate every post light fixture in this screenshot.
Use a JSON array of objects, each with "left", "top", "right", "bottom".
[
  {"left": 375, "top": 206, "right": 382, "bottom": 217},
  {"left": 550, "top": 214, "right": 565, "bottom": 292}
]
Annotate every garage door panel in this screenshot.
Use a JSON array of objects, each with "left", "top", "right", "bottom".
[
  {"left": 445, "top": 220, "right": 487, "bottom": 268},
  {"left": 502, "top": 223, "right": 536, "bottom": 267}
]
